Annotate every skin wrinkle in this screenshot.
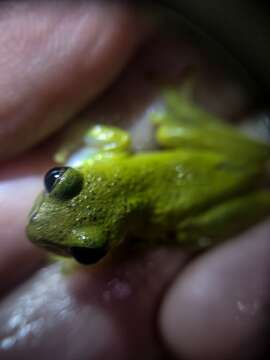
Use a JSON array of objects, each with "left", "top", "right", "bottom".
[{"left": 0, "top": 7, "right": 57, "bottom": 109}]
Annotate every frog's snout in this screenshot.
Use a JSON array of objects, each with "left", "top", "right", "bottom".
[{"left": 28, "top": 192, "right": 45, "bottom": 223}]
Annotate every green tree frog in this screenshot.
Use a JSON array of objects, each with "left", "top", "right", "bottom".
[{"left": 27, "top": 90, "right": 270, "bottom": 265}]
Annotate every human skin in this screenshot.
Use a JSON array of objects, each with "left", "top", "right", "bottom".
[{"left": 0, "top": 2, "right": 269, "bottom": 360}]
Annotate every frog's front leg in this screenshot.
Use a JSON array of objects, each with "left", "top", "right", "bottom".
[
  {"left": 63, "top": 125, "right": 132, "bottom": 167},
  {"left": 48, "top": 255, "right": 79, "bottom": 274},
  {"left": 84, "top": 125, "right": 131, "bottom": 154}
]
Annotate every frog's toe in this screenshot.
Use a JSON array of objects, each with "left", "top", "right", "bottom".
[{"left": 84, "top": 125, "right": 132, "bottom": 154}]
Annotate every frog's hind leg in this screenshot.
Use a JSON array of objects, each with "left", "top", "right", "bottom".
[
  {"left": 175, "top": 190, "right": 270, "bottom": 250},
  {"left": 151, "top": 90, "right": 270, "bottom": 162},
  {"left": 150, "top": 88, "right": 217, "bottom": 150}
]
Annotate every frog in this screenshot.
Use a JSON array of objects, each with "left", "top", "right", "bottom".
[{"left": 26, "top": 90, "right": 270, "bottom": 265}]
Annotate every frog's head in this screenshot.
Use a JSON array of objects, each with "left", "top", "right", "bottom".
[{"left": 27, "top": 166, "right": 121, "bottom": 265}]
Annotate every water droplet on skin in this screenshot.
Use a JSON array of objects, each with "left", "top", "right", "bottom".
[
  {"left": 177, "top": 173, "right": 186, "bottom": 180},
  {"left": 0, "top": 337, "right": 17, "bottom": 350},
  {"left": 102, "top": 278, "right": 132, "bottom": 303},
  {"left": 175, "top": 165, "right": 187, "bottom": 180},
  {"left": 237, "top": 300, "right": 260, "bottom": 316}
]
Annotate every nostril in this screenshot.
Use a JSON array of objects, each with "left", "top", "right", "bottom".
[
  {"left": 28, "top": 192, "right": 44, "bottom": 222},
  {"left": 29, "top": 209, "right": 38, "bottom": 222}
]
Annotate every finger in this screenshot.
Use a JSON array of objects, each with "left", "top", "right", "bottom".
[
  {"left": 160, "top": 219, "right": 270, "bottom": 360},
  {"left": 0, "top": 0, "right": 149, "bottom": 160},
  {"left": 0, "top": 248, "right": 187, "bottom": 359},
  {"left": 0, "top": 177, "right": 44, "bottom": 296},
  {"left": 0, "top": 144, "right": 56, "bottom": 296}
]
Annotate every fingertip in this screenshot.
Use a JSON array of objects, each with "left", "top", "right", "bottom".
[{"left": 159, "top": 220, "right": 270, "bottom": 360}]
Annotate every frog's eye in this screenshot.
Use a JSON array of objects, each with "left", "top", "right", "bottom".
[
  {"left": 44, "top": 166, "right": 83, "bottom": 200},
  {"left": 70, "top": 246, "right": 107, "bottom": 265},
  {"left": 45, "top": 167, "right": 68, "bottom": 193}
]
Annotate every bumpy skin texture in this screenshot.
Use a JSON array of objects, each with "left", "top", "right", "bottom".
[{"left": 27, "top": 93, "right": 270, "bottom": 262}]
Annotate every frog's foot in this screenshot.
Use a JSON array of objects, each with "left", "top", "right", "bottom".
[
  {"left": 150, "top": 90, "right": 270, "bottom": 161},
  {"left": 48, "top": 255, "right": 79, "bottom": 275},
  {"left": 84, "top": 125, "right": 131, "bottom": 154},
  {"left": 150, "top": 88, "right": 221, "bottom": 150},
  {"left": 150, "top": 106, "right": 215, "bottom": 151},
  {"left": 64, "top": 125, "right": 132, "bottom": 167}
]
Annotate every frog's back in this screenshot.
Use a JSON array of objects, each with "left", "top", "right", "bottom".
[{"left": 83, "top": 149, "right": 263, "bottom": 224}]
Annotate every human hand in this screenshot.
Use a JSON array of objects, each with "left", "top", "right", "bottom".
[{"left": 0, "top": 2, "right": 269, "bottom": 360}]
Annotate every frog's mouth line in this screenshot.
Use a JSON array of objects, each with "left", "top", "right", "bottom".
[
  {"left": 37, "top": 242, "right": 71, "bottom": 257},
  {"left": 38, "top": 241, "right": 108, "bottom": 265}
]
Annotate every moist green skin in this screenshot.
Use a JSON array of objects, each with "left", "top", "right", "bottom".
[{"left": 27, "top": 91, "right": 270, "bottom": 258}]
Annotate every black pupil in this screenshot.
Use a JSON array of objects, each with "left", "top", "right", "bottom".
[
  {"left": 44, "top": 167, "right": 68, "bottom": 193},
  {"left": 70, "top": 247, "right": 107, "bottom": 265}
]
